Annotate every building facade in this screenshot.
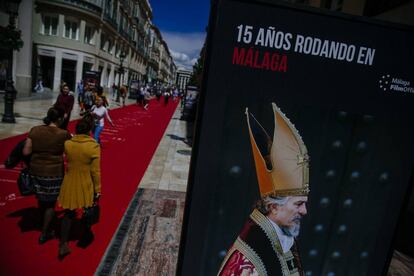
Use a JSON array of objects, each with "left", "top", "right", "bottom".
[
  {"left": 4, "top": 0, "right": 176, "bottom": 97},
  {"left": 147, "top": 25, "right": 176, "bottom": 86},
  {"left": 0, "top": 0, "right": 34, "bottom": 97},
  {"left": 176, "top": 68, "right": 192, "bottom": 94}
]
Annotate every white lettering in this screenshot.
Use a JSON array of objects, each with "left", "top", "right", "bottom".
[
  {"left": 255, "top": 28, "right": 265, "bottom": 46},
  {"left": 294, "top": 35, "right": 304, "bottom": 53}
]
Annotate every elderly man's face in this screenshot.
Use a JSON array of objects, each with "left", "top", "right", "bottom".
[{"left": 270, "top": 196, "right": 308, "bottom": 236}]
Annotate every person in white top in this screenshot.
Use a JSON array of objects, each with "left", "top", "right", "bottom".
[{"left": 91, "top": 97, "right": 114, "bottom": 145}]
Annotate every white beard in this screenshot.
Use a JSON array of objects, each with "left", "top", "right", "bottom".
[{"left": 281, "top": 223, "right": 300, "bottom": 237}]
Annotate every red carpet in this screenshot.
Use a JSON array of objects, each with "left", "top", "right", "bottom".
[{"left": 0, "top": 99, "right": 178, "bottom": 275}]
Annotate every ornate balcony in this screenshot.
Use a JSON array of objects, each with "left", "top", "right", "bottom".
[
  {"left": 120, "top": 0, "right": 134, "bottom": 16},
  {"left": 148, "top": 57, "right": 159, "bottom": 70},
  {"left": 119, "top": 28, "right": 129, "bottom": 40},
  {"left": 103, "top": 13, "right": 117, "bottom": 29},
  {"left": 136, "top": 22, "right": 146, "bottom": 35},
  {"left": 137, "top": 43, "right": 145, "bottom": 56},
  {"left": 53, "top": 0, "right": 103, "bottom": 14}
]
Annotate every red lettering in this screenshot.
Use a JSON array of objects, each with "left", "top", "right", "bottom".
[
  {"left": 232, "top": 47, "right": 288, "bottom": 73},
  {"left": 261, "top": 52, "right": 270, "bottom": 70},
  {"left": 270, "top": 53, "right": 280, "bottom": 71},
  {"left": 279, "top": 55, "right": 288, "bottom": 72},
  {"left": 244, "top": 48, "right": 254, "bottom": 67},
  {"left": 253, "top": 50, "right": 261, "bottom": 68},
  {"left": 232, "top": 47, "right": 245, "bottom": 65}
]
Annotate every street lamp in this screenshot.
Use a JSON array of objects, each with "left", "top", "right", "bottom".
[
  {"left": 2, "top": 0, "right": 21, "bottom": 123},
  {"left": 116, "top": 50, "right": 126, "bottom": 103}
]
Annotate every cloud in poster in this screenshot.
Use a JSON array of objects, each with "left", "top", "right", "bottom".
[{"left": 161, "top": 31, "right": 205, "bottom": 70}]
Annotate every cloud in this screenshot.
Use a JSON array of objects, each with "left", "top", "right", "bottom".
[
  {"left": 161, "top": 31, "right": 205, "bottom": 70},
  {"left": 170, "top": 50, "right": 197, "bottom": 70}
]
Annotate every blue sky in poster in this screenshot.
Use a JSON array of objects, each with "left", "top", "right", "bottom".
[{"left": 149, "top": 0, "right": 210, "bottom": 70}]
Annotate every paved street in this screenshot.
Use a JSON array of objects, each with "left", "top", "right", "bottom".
[{"left": 0, "top": 91, "right": 136, "bottom": 139}]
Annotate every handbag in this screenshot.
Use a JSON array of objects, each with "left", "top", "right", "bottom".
[
  {"left": 5, "top": 138, "right": 30, "bottom": 169},
  {"left": 83, "top": 204, "right": 100, "bottom": 226},
  {"left": 17, "top": 167, "right": 34, "bottom": 196}
]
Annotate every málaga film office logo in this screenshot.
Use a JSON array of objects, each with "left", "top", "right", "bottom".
[{"left": 379, "top": 74, "right": 414, "bottom": 94}]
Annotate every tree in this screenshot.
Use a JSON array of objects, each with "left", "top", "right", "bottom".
[{"left": 188, "top": 41, "right": 206, "bottom": 88}]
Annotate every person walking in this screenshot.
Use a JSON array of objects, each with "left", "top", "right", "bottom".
[
  {"left": 56, "top": 115, "right": 101, "bottom": 259},
  {"left": 163, "top": 89, "right": 171, "bottom": 106},
  {"left": 143, "top": 88, "right": 154, "bottom": 110},
  {"left": 54, "top": 84, "right": 74, "bottom": 130},
  {"left": 34, "top": 78, "right": 44, "bottom": 93},
  {"left": 120, "top": 85, "right": 127, "bottom": 106},
  {"left": 22, "top": 107, "right": 72, "bottom": 245},
  {"left": 155, "top": 86, "right": 161, "bottom": 102},
  {"left": 83, "top": 85, "right": 96, "bottom": 112},
  {"left": 91, "top": 97, "right": 115, "bottom": 145},
  {"left": 137, "top": 85, "right": 145, "bottom": 106},
  {"left": 77, "top": 81, "right": 84, "bottom": 112},
  {"left": 96, "top": 86, "right": 109, "bottom": 108},
  {"left": 112, "top": 83, "right": 117, "bottom": 99}
]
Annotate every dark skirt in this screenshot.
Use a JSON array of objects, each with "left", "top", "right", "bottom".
[{"left": 32, "top": 175, "right": 63, "bottom": 202}]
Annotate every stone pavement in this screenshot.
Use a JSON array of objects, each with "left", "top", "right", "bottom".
[
  {"left": 97, "top": 104, "right": 191, "bottom": 275},
  {"left": 0, "top": 92, "right": 191, "bottom": 275}
]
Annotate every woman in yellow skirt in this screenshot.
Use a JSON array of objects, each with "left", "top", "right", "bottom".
[{"left": 56, "top": 115, "right": 101, "bottom": 258}]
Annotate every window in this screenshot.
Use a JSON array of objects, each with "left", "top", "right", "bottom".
[
  {"left": 84, "top": 25, "right": 95, "bottom": 45},
  {"left": 108, "top": 39, "right": 114, "bottom": 54},
  {"left": 100, "top": 33, "right": 107, "bottom": 51},
  {"left": 115, "top": 43, "right": 120, "bottom": 57},
  {"left": 42, "top": 15, "right": 58, "bottom": 36},
  {"left": 64, "top": 19, "right": 79, "bottom": 40},
  {"left": 122, "top": 18, "right": 127, "bottom": 31},
  {"left": 108, "top": 0, "right": 114, "bottom": 17}
]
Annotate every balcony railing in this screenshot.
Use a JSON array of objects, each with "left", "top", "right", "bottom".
[
  {"left": 119, "top": 28, "right": 129, "bottom": 40},
  {"left": 137, "top": 43, "right": 145, "bottom": 56},
  {"left": 54, "top": 0, "right": 103, "bottom": 14},
  {"left": 143, "top": 51, "right": 150, "bottom": 60},
  {"left": 148, "top": 57, "right": 159, "bottom": 69},
  {"left": 121, "top": 0, "right": 135, "bottom": 15},
  {"left": 136, "top": 22, "right": 146, "bottom": 35},
  {"left": 103, "top": 13, "right": 118, "bottom": 29},
  {"left": 152, "top": 47, "right": 160, "bottom": 54}
]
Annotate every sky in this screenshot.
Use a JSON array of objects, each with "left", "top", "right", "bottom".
[{"left": 149, "top": 0, "right": 211, "bottom": 70}]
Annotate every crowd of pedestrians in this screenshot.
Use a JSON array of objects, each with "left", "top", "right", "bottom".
[
  {"left": 6, "top": 80, "right": 187, "bottom": 260},
  {"left": 136, "top": 84, "right": 180, "bottom": 110},
  {"left": 5, "top": 82, "right": 120, "bottom": 259},
  {"left": 77, "top": 81, "right": 111, "bottom": 115},
  {"left": 20, "top": 105, "right": 101, "bottom": 259}
]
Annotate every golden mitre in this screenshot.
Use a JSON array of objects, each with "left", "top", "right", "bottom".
[{"left": 245, "top": 103, "right": 310, "bottom": 197}]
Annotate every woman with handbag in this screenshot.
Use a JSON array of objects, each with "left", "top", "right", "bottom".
[
  {"left": 23, "top": 107, "right": 71, "bottom": 244},
  {"left": 56, "top": 115, "right": 101, "bottom": 258}
]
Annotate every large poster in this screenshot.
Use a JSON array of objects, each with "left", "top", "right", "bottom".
[{"left": 178, "top": 1, "right": 414, "bottom": 275}]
